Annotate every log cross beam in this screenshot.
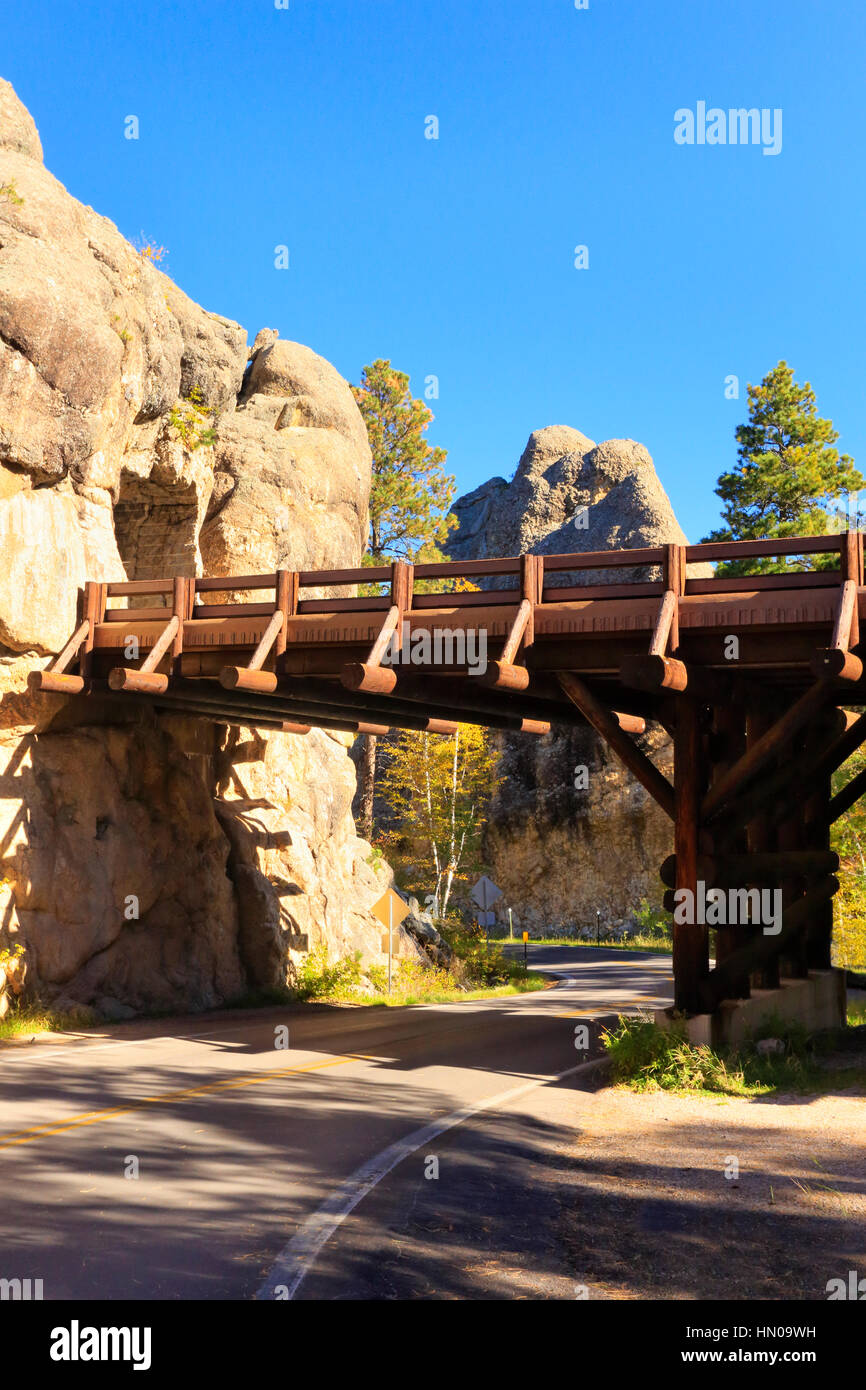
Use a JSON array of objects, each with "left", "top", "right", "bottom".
[
  {"left": 221, "top": 569, "right": 299, "bottom": 694},
  {"left": 824, "top": 765, "right": 866, "bottom": 824},
  {"left": 340, "top": 560, "right": 413, "bottom": 696},
  {"left": 812, "top": 530, "right": 864, "bottom": 681},
  {"left": 478, "top": 554, "right": 543, "bottom": 692},
  {"left": 701, "top": 679, "right": 835, "bottom": 823},
  {"left": 700, "top": 875, "right": 840, "bottom": 1011},
  {"left": 558, "top": 671, "right": 674, "bottom": 818},
  {"left": 109, "top": 577, "right": 193, "bottom": 694}
]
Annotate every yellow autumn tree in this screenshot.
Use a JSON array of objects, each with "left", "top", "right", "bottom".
[
  {"left": 375, "top": 724, "right": 501, "bottom": 919},
  {"left": 831, "top": 743, "right": 866, "bottom": 971}
]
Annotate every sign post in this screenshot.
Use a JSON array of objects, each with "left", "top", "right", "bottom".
[
  {"left": 371, "top": 888, "right": 411, "bottom": 996},
  {"left": 471, "top": 876, "right": 503, "bottom": 948}
]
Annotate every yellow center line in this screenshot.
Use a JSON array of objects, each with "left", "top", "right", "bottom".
[{"left": 0, "top": 1053, "right": 371, "bottom": 1151}]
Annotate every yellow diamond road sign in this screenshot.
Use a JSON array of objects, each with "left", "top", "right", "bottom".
[{"left": 371, "top": 888, "right": 411, "bottom": 932}]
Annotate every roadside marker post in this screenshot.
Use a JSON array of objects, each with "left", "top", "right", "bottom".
[
  {"left": 508, "top": 907, "right": 513, "bottom": 940},
  {"left": 371, "top": 888, "right": 411, "bottom": 996},
  {"left": 522, "top": 930, "right": 528, "bottom": 969}
]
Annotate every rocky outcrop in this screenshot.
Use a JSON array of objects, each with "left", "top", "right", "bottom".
[
  {"left": 448, "top": 427, "right": 710, "bottom": 932},
  {"left": 0, "top": 79, "right": 410, "bottom": 1017}
]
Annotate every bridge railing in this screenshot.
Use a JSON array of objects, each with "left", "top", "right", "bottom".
[{"left": 96, "top": 532, "right": 857, "bottom": 627}]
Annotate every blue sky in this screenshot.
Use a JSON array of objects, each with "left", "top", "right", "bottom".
[{"left": 3, "top": 0, "right": 865, "bottom": 541}]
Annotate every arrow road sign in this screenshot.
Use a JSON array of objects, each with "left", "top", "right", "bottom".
[{"left": 371, "top": 888, "right": 411, "bottom": 932}]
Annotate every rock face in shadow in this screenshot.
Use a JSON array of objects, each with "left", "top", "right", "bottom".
[
  {"left": 448, "top": 426, "right": 711, "bottom": 932},
  {"left": 0, "top": 80, "right": 411, "bottom": 1018}
]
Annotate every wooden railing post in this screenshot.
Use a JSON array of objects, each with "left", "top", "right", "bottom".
[{"left": 80, "top": 581, "right": 106, "bottom": 686}]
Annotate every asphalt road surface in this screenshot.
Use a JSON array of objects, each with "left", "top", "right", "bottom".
[{"left": 0, "top": 946, "right": 672, "bottom": 1300}]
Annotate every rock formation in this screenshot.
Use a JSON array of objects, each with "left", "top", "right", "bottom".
[
  {"left": 0, "top": 79, "right": 416, "bottom": 1019},
  {"left": 448, "top": 426, "right": 710, "bottom": 932}
]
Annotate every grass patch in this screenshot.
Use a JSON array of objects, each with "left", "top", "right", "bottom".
[
  {"left": 847, "top": 997, "right": 866, "bottom": 1027},
  {"left": 292, "top": 942, "right": 546, "bottom": 1007},
  {"left": 602, "top": 1013, "right": 866, "bottom": 1097},
  {"left": 501, "top": 934, "right": 672, "bottom": 953},
  {"left": 0, "top": 1004, "right": 81, "bottom": 1041}
]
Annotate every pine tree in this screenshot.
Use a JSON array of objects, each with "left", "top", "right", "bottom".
[
  {"left": 703, "top": 361, "right": 863, "bottom": 576},
  {"left": 352, "top": 359, "right": 457, "bottom": 561}
]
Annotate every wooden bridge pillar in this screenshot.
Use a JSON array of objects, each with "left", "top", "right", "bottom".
[
  {"left": 707, "top": 700, "right": 750, "bottom": 1000},
  {"left": 672, "top": 697, "right": 708, "bottom": 1013}
]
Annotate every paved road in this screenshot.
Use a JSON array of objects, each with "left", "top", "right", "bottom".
[{"left": 0, "top": 947, "right": 672, "bottom": 1300}]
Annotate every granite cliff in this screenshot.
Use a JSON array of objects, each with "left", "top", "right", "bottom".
[{"left": 0, "top": 79, "right": 415, "bottom": 1019}]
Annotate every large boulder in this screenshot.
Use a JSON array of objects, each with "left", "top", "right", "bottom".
[
  {"left": 448, "top": 427, "right": 711, "bottom": 931},
  {"left": 0, "top": 80, "right": 404, "bottom": 1013}
]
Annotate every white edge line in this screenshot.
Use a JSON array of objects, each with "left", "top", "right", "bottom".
[{"left": 256, "top": 1054, "right": 608, "bottom": 1301}]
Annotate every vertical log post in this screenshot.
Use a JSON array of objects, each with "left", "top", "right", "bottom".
[
  {"left": 746, "top": 707, "right": 780, "bottom": 989},
  {"left": 803, "top": 729, "right": 835, "bottom": 970},
  {"left": 662, "top": 543, "right": 685, "bottom": 654},
  {"left": 777, "top": 740, "right": 810, "bottom": 979},
  {"left": 673, "top": 697, "right": 709, "bottom": 1012},
  {"left": 709, "top": 701, "right": 750, "bottom": 998},
  {"left": 390, "top": 560, "right": 413, "bottom": 663},
  {"left": 274, "top": 569, "right": 299, "bottom": 669},
  {"left": 79, "top": 581, "right": 106, "bottom": 686}
]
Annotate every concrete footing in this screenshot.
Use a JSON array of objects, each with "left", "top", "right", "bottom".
[{"left": 654, "top": 969, "right": 846, "bottom": 1048}]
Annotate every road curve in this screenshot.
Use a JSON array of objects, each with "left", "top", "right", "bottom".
[{"left": 0, "top": 946, "right": 671, "bottom": 1300}]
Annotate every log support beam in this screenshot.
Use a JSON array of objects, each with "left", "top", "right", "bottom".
[{"left": 558, "top": 672, "right": 674, "bottom": 818}]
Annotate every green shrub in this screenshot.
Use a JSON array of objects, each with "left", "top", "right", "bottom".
[
  {"left": 602, "top": 1013, "right": 853, "bottom": 1096},
  {"left": 0, "top": 180, "right": 24, "bottom": 207},
  {"left": 294, "top": 945, "right": 364, "bottom": 1000},
  {"left": 168, "top": 386, "right": 217, "bottom": 450}
]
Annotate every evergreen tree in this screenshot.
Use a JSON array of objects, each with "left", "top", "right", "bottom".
[
  {"left": 352, "top": 359, "right": 456, "bottom": 561},
  {"left": 703, "top": 361, "right": 863, "bottom": 575}
]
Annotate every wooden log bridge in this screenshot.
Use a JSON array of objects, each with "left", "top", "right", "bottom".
[{"left": 29, "top": 532, "right": 866, "bottom": 1018}]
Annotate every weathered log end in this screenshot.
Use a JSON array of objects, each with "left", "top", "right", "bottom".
[
  {"left": 811, "top": 648, "right": 864, "bottom": 682},
  {"left": 520, "top": 719, "right": 550, "bottom": 735},
  {"left": 340, "top": 663, "right": 397, "bottom": 695},
  {"left": 29, "top": 670, "right": 85, "bottom": 695},
  {"left": 108, "top": 668, "right": 170, "bottom": 694},
  {"left": 220, "top": 666, "right": 279, "bottom": 694},
  {"left": 620, "top": 653, "right": 688, "bottom": 693},
  {"left": 476, "top": 660, "right": 531, "bottom": 691}
]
